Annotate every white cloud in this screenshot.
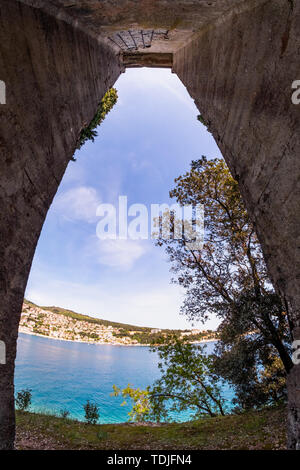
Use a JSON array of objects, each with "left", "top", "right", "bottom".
[
  {"left": 52, "top": 186, "right": 100, "bottom": 223},
  {"left": 85, "top": 237, "right": 148, "bottom": 269},
  {"left": 117, "top": 68, "right": 197, "bottom": 111},
  {"left": 26, "top": 276, "right": 220, "bottom": 330}
]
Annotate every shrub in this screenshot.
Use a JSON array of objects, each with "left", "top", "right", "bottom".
[
  {"left": 15, "top": 389, "right": 32, "bottom": 411},
  {"left": 60, "top": 409, "right": 70, "bottom": 419},
  {"left": 76, "top": 88, "right": 118, "bottom": 152},
  {"left": 83, "top": 400, "right": 100, "bottom": 424}
]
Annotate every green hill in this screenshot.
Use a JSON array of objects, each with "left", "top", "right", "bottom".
[{"left": 25, "top": 299, "right": 176, "bottom": 332}]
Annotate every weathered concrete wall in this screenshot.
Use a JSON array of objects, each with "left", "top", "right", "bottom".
[
  {"left": 173, "top": 0, "right": 300, "bottom": 447},
  {"left": 19, "top": 0, "right": 255, "bottom": 49},
  {"left": 0, "top": 0, "right": 299, "bottom": 450},
  {"left": 0, "top": 0, "right": 121, "bottom": 448}
]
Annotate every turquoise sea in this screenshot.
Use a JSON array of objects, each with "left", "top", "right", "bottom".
[{"left": 15, "top": 333, "right": 234, "bottom": 423}]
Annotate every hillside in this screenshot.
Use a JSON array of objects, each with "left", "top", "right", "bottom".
[
  {"left": 20, "top": 300, "right": 216, "bottom": 346},
  {"left": 15, "top": 406, "right": 287, "bottom": 450}
]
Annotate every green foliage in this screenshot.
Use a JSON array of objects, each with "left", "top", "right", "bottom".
[
  {"left": 113, "top": 337, "right": 226, "bottom": 423},
  {"left": 131, "top": 332, "right": 171, "bottom": 345},
  {"left": 112, "top": 385, "right": 152, "bottom": 422},
  {"left": 213, "top": 291, "right": 289, "bottom": 410},
  {"left": 16, "top": 389, "right": 32, "bottom": 411},
  {"left": 74, "top": 88, "right": 118, "bottom": 157},
  {"left": 149, "top": 336, "right": 226, "bottom": 421},
  {"left": 259, "top": 355, "right": 287, "bottom": 405},
  {"left": 112, "top": 329, "right": 215, "bottom": 345},
  {"left": 157, "top": 156, "right": 292, "bottom": 409},
  {"left": 79, "top": 331, "right": 99, "bottom": 340},
  {"left": 83, "top": 400, "right": 100, "bottom": 425},
  {"left": 60, "top": 409, "right": 70, "bottom": 419},
  {"left": 197, "top": 114, "right": 210, "bottom": 130},
  {"left": 214, "top": 338, "right": 287, "bottom": 412}
]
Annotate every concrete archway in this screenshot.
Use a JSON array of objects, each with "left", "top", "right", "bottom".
[{"left": 0, "top": 0, "right": 299, "bottom": 449}]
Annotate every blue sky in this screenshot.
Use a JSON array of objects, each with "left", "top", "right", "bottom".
[{"left": 26, "top": 68, "right": 222, "bottom": 330}]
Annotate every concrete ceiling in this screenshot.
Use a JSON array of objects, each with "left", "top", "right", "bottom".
[{"left": 20, "top": 0, "right": 262, "bottom": 54}]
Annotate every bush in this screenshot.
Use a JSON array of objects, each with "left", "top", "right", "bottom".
[
  {"left": 60, "top": 409, "right": 70, "bottom": 419},
  {"left": 83, "top": 400, "right": 100, "bottom": 424},
  {"left": 16, "top": 389, "right": 32, "bottom": 411}
]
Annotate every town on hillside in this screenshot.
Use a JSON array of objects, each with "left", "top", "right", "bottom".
[{"left": 19, "top": 301, "right": 216, "bottom": 346}]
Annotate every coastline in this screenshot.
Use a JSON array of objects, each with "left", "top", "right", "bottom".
[{"left": 18, "top": 328, "right": 217, "bottom": 347}]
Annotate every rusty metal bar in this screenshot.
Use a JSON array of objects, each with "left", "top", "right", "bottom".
[{"left": 122, "top": 52, "right": 173, "bottom": 68}]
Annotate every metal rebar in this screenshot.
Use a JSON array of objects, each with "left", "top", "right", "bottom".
[
  {"left": 141, "top": 30, "right": 146, "bottom": 48},
  {"left": 117, "top": 33, "right": 129, "bottom": 49},
  {"left": 128, "top": 30, "right": 138, "bottom": 50},
  {"left": 108, "top": 37, "right": 124, "bottom": 50}
]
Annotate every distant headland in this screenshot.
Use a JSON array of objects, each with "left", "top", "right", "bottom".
[{"left": 19, "top": 300, "right": 217, "bottom": 346}]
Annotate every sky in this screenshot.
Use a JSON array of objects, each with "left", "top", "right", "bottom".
[{"left": 25, "top": 68, "right": 223, "bottom": 330}]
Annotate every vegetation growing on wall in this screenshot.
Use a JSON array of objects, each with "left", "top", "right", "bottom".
[{"left": 73, "top": 88, "right": 118, "bottom": 159}]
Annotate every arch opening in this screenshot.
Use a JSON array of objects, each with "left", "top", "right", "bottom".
[{"left": 0, "top": 0, "right": 299, "bottom": 450}]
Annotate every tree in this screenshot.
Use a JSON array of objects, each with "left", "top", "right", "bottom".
[
  {"left": 83, "top": 400, "right": 100, "bottom": 424},
  {"left": 213, "top": 291, "right": 289, "bottom": 410},
  {"left": 111, "top": 384, "right": 152, "bottom": 422},
  {"left": 112, "top": 336, "right": 226, "bottom": 422},
  {"left": 149, "top": 336, "right": 226, "bottom": 420},
  {"left": 74, "top": 87, "right": 118, "bottom": 157},
  {"left": 15, "top": 389, "right": 32, "bottom": 411},
  {"left": 156, "top": 157, "right": 292, "bottom": 408}
]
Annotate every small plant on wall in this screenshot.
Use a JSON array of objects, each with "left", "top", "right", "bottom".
[{"left": 75, "top": 88, "right": 118, "bottom": 157}]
